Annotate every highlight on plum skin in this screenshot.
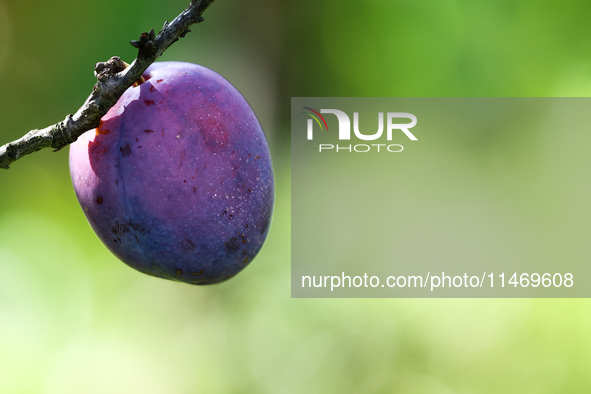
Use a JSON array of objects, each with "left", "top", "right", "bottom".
[{"left": 69, "top": 61, "right": 274, "bottom": 285}]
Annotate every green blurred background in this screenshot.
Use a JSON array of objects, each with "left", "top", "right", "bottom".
[{"left": 1, "top": 0, "right": 591, "bottom": 392}]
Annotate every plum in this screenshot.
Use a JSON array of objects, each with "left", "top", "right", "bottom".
[{"left": 69, "top": 61, "right": 274, "bottom": 285}]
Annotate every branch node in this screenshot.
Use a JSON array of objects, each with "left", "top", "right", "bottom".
[
  {"left": 135, "top": 31, "right": 157, "bottom": 55},
  {"left": 95, "top": 56, "right": 126, "bottom": 81},
  {"left": 94, "top": 62, "right": 106, "bottom": 74}
]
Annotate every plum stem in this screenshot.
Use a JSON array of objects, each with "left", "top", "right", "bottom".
[
  {"left": 0, "top": 0, "right": 216, "bottom": 169},
  {"left": 119, "top": 60, "right": 146, "bottom": 87}
]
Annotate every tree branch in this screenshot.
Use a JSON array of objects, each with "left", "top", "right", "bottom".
[{"left": 0, "top": 0, "right": 216, "bottom": 169}]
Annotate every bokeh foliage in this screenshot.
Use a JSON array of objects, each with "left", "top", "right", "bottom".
[{"left": 1, "top": 0, "right": 591, "bottom": 392}]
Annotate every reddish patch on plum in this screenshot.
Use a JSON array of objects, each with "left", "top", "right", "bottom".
[
  {"left": 88, "top": 138, "right": 109, "bottom": 157},
  {"left": 144, "top": 99, "right": 155, "bottom": 106},
  {"left": 199, "top": 117, "right": 229, "bottom": 152}
]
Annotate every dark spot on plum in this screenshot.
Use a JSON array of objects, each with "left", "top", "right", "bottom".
[
  {"left": 129, "top": 221, "right": 146, "bottom": 232},
  {"left": 176, "top": 269, "right": 182, "bottom": 275},
  {"left": 156, "top": 79, "right": 163, "bottom": 84},
  {"left": 261, "top": 219, "right": 270, "bottom": 235},
  {"left": 242, "top": 257, "right": 249, "bottom": 266},
  {"left": 179, "top": 150, "right": 186, "bottom": 168},
  {"left": 180, "top": 237, "right": 196, "bottom": 252},
  {"left": 149, "top": 85, "right": 156, "bottom": 93},
  {"left": 138, "top": 146, "right": 143, "bottom": 148},
  {"left": 255, "top": 155, "right": 260, "bottom": 160},
  {"left": 96, "top": 196, "right": 103, "bottom": 205},
  {"left": 245, "top": 224, "right": 249, "bottom": 228},
  {"left": 193, "top": 270, "right": 204, "bottom": 276},
  {"left": 229, "top": 214, "right": 233, "bottom": 218},
  {"left": 183, "top": 180, "right": 186, "bottom": 183},
  {"left": 113, "top": 239, "right": 117, "bottom": 242},
  {"left": 242, "top": 251, "right": 247, "bottom": 255},
  {"left": 134, "top": 235, "right": 140, "bottom": 244},
  {"left": 224, "top": 237, "right": 240, "bottom": 253},
  {"left": 144, "top": 99, "right": 155, "bottom": 106},
  {"left": 112, "top": 223, "right": 130, "bottom": 235},
  {"left": 192, "top": 187, "right": 197, "bottom": 193},
  {"left": 222, "top": 210, "right": 228, "bottom": 216},
  {"left": 144, "top": 129, "right": 155, "bottom": 134},
  {"left": 135, "top": 138, "right": 139, "bottom": 142},
  {"left": 248, "top": 189, "right": 252, "bottom": 193},
  {"left": 120, "top": 143, "right": 132, "bottom": 157}
]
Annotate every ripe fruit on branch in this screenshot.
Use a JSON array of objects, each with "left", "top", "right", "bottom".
[{"left": 69, "top": 62, "right": 274, "bottom": 285}]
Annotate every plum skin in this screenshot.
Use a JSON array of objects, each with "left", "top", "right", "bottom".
[{"left": 69, "top": 61, "right": 274, "bottom": 285}]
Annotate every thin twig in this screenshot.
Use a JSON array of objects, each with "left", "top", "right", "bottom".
[{"left": 0, "top": 0, "right": 216, "bottom": 169}]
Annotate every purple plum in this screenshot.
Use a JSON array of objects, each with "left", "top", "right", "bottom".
[{"left": 69, "top": 62, "right": 274, "bottom": 285}]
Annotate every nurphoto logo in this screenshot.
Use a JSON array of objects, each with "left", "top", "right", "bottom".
[{"left": 302, "top": 108, "right": 418, "bottom": 153}]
